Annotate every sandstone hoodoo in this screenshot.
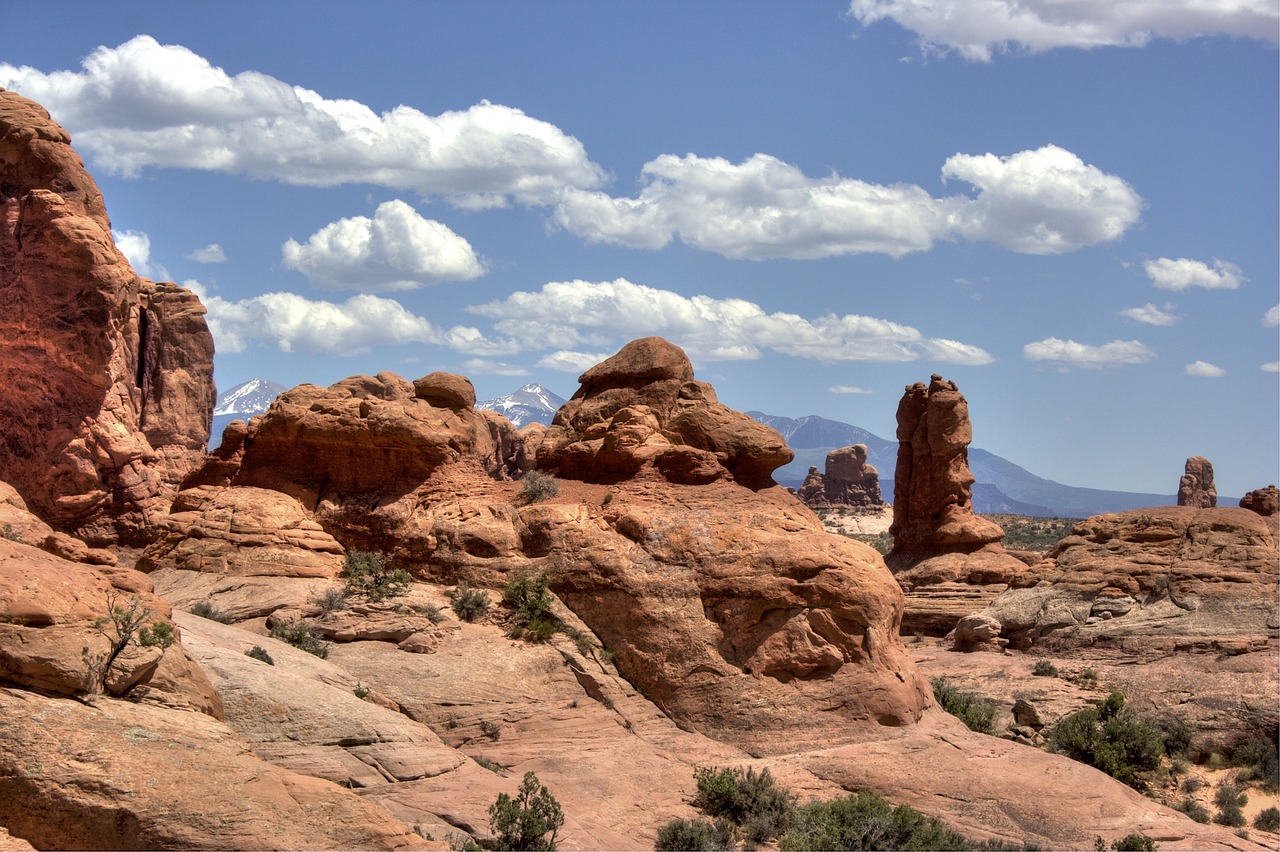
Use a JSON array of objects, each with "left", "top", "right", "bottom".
[
  {"left": 797, "top": 444, "right": 884, "bottom": 509},
  {"left": 0, "top": 89, "right": 215, "bottom": 545},
  {"left": 1239, "top": 483, "right": 1277, "bottom": 517},
  {"left": 1176, "top": 455, "right": 1218, "bottom": 508}
]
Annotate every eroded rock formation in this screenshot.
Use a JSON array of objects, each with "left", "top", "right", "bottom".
[
  {"left": 1239, "top": 484, "right": 1277, "bottom": 517},
  {"left": 797, "top": 444, "right": 883, "bottom": 509},
  {"left": 1176, "top": 455, "right": 1218, "bottom": 508},
  {"left": 0, "top": 89, "right": 214, "bottom": 545}
]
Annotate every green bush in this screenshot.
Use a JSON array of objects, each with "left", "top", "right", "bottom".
[
  {"left": 314, "top": 586, "right": 350, "bottom": 614},
  {"left": 654, "top": 818, "right": 729, "bottom": 851},
  {"left": 504, "top": 571, "right": 558, "bottom": 642},
  {"left": 1177, "top": 798, "right": 1210, "bottom": 823},
  {"left": 847, "top": 531, "right": 893, "bottom": 555},
  {"left": 932, "top": 677, "right": 998, "bottom": 734},
  {"left": 1108, "top": 833, "right": 1157, "bottom": 851},
  {"left": 1050, "top": 692, "right": 1164, "bottom": 788},
  {"left": 341, "top": 550, "right": 411, "bottom": 602},
  {"left": 1230, "top": 734, "right": 1279, "bottom": 790},
  {"left": 270, "top": 619, "right": 330, "bottom": 658},
  {"left": 245, "top": 645, "right": 275, "bottom": 665},
  {"left": 1032, "top": 659, "right": 1059, "bottom": 677},
  {"left": 480, "top": 719, "right": 501, "bottom": 741},
  {"left": 778, "top": 790, "right": 968, "bottom": 851},
  {"left": 190, "top": 600, "right": 231, "bottom": 623},
  {"left": 519, "top": 471, "right": 561, "bottom": 504},
  {"left": 1213, "top": 784, "right": 1246, "bottom": 827},
  {"left": 1253, "top": 807, "right": 1279, "bottom": 832},
  {"left": 447, "top": 584, "right": 491, "bottom": 622},
  {"left": 488, "top": 771, "right": 564, "bottom": 851},
  {"left": 693, "top": 765, "right": 795, "bottom": 844}
]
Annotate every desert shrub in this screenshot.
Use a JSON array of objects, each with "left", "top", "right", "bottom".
[
  {"left": 1108, "top": 833, "right": 1157, "bottom": 851},
  {"left": 1177, "top": 798, "right": 1210, "bottom": 823},
  {"left": 1253, "top": 807, "right": 1279, "bottom": 832},
  {"left": 1074, "top": 667, "right": 1101, "bottom": 688},
  {"left": 314, "top": 586, "right": 350, "bottom": 614},
  {"left": 994, "top": 517, "right": 1076, "bottom": 552},
  {"left": 245, "top": 645, "right": 275, "bottom": 665},
  {"left": 847, "top": 531, "right": 893, "bottom": 555},
  {"left": 1159, "top": 716, "right": 1192, "bottom": 758},
  {"left": 474, "top": 755, "right": 506, "bottom": 775},
  {"left": 693, "top": 765, "right": 795, "bottom": 844},
  {"left": 447, "top": 584, "right": 491, "bottom": 622},
  {"left": 84, "top": 592, "right": 176, "bottom": 693},
  {"left": 932, "top": 677, "right": 998, "bottom": 734},
  {"left": 1213, "top": 783, "right": 1247, "bottom": 827},
  {"left": 654, "top": 818, "right": 730, "bottom": 851},
  {"left": 270, "top": 619, "right": 330, "bottom": 658},
  {"left": 518, "top": 470, "right": 560, "bottom": 504},
  {"left": 415, "top": 602, "right": 445, "bottom": 623},
  {"left": 504, "top": 571, "right": 558, "bottom": 642},
  {"left": 488, "top": 771, "right": 564, "bottom": 851},
  {"left": 778, "top": 790, "right": 967, "bottom": 852},
  {"left": 189, "top": 600, "right": 231, "bottom": 623},
  {"left": 1230, "top": 734, "right": 1279, "bottom": 790},
  {"left": 563, "top": 626, "right": 597, "bottom": 657},
  {"left": 341, "top": 550, "right": 411, "bottom": 602},
  {"left": 480, "top": 719, "right": 501, "bottom": 741},
  {"left": 1032, "top": 659, "right": 1059, "bottom": 677},
  {"left": 1050, "top": 691, "right": 1163, "bottom": 788}
]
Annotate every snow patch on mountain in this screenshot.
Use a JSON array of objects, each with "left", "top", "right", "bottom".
[
  {"left": 476, "top": 383, "right": 567, "bottom": 427},
  {"left": 214, "top": 379, "right": 287, "bottom": 416}
]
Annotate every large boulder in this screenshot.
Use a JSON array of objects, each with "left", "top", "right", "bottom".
[
  {"left": 1240, "top": 484, "right": 1278, "bottom": 517},
  {"left": 1176, "top": 455, "right": 1217, "bottom": 508},
  {"left": 537, "top": 337, "right": 793, "bottom": 490},
  {"left": 0, "top": 89, "right": 214, "bottom": 545}
]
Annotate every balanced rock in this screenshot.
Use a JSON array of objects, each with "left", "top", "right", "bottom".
[
  {"left": 0, "top": 89, "right": 215, "bottom": 545},
  {"left": 797, "top": 445, "right": 883, "bottom": 509},
  {"left": 1176, "top": 455, "right": 1217, "bottom": 508},
  {"left": 889, "top": 375, "right": 1003, "bottom": 554},
  {"left": 1240, "top": 484, "right": 1278, "bottom": 517},
  {"left": 538, "top": 337, "right": 793, "bottom": 489}
]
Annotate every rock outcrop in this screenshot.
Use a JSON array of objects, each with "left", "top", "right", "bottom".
[
  {"left": 796, "top": 444, "right": 883, "bottom": 509},
  {"left": 1177, "top": 455, "right": 1218, "bottom": 508},
  {"left": 1240, "top": 484, "right": 1278, "bottom": 517},
  {"left": 537, "top": 337, "right": 793, "bottom": 490},
  {"left": 0, "top": 89, "right": 215, "bottom": 545}
]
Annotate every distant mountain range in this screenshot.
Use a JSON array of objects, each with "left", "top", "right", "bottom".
[{"left": 213, "top": 380, "right": 1179, "bottom": 518}]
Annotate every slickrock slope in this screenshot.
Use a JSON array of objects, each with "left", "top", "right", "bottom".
[
  {"left": 796, "top": 444, "right": 884, "bottom": 508},
  {"left": 1177, "top": 455, "right": 1218, "bottom": 508},
  {"left": 0, "top": 89, "right": 215, "bottom": 545},
  {"left": 886, "top": 375, "right": 1027, "bottom": 635}
]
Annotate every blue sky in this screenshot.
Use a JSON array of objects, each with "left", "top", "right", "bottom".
[{"left": 2, "top": 1, "right": 1276, "bottom": 497}]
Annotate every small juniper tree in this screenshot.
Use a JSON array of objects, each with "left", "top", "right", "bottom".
[
  {"left": 85, "top": 591, "right": 176, "bottom": 693},
  {"left": 488, "top": 771, "right": 565, "bottom": 851}
]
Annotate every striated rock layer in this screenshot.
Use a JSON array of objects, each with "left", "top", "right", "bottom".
[{"left": 0, "top": 89, "right": 214, "bottom": 545}]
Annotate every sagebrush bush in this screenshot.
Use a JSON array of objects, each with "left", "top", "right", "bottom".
[
  {"left": 1253, "top": 807, "right": 1279, "bottom": 832},
  {"left": 1106, "top": 833, "right": 1157, "bottom": 851},
  {"left": 1050, "top": 691, "right": 1164, "bottom": 788},
  {"left": 504, "top": 571, "right": 558, "bottom": 642},
  {"left": 519, "top": 470, "right": 560, "bottom": 504},
  {"left": 1177, "top": 798, "right": 1210, "bottom": 823},
  {"left": 654, "top": 818, "right": 729, "bottom": 851},
  {"left": 314, "top": 586, "right": 350, "bottom": 614},
  {"left": 932, "top": 677, "right": 998, "bottom": 734},
  {"left": 189, "top": 600, "right": 231, "bottom": 623},
  {"left": 245, "top": 645, "right": 275, "bottom": 665},
  {"left": 1214, "top": 783, "right": 1247, "bottom": 827},
  {"left": 447, "top": 583, "right": 491, "bottom": 622},
  {"left": 488, "top": 771, "right": 564, "bottom": 851},
  {"left": 1032, "top": 659, "right": 1059, "bottom": 677},
  {"left": 270, "top": 619, "right": 330, "bottom": 658},
  {"left": 778, "top": 790, "right": 968, "bottom": 852},
  {"left": 1230, "top": 734, "right": 1279, "bottom": 790},
  {"left": 341, "top": 550, "right": 411, "bottom": 601},
  {"left": 694, "top": 765, "right": 795, "bottom": 844}
]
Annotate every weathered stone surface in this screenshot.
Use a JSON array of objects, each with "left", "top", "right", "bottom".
[
  {"left": 1240, "top": 484, "right": 1278, "bottom": 517},
  {"left": 413, "top": 371, "right": 476, "bottom": 409},
  {"left": 986, "top": 506, "right": 1279, "bottom": 650},
  {"left": 538, "top": 337, "right": 793, "bottom": 490},
  {"left": 890, "top": 375, "right": 1004, "bottom": 555},
  {"left": 0, "top": 89, "right": 214, "bottom": 545},
  {"left": 797, "top": 445, "right": 883, "bottom": 509},
  {"left": 0, "top": 687, "right": 424, "bottom": 851},
  {"left": 952, "top": 612, "right": 1006, "bottom": 651},
  {"left": 1177, "top": 456, "right": 1218, "bottom": 508}
]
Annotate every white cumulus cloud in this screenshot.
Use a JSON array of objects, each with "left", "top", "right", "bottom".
[
  {"left": 1144, "top": 257, "right": 1244, "bottom": 290},
  {"left": 1023, "top": 337, "right": 1156, "bottom": 368},
  {"left": 1263, "top": 362, "right": 1280, "bottom": 372},
  {"left": 1184, "top": 360, "right": 1226, "bottom": 377},
  {"left": 282, "top": 200, "right": 484, "bottom": 291},
  {"left": 829, "top": 385, "right": 873, "bottom": 394},
  {"left": 185, "top": 280, "right": 511, "bottom": 357},
  {"left": 0, "top": 36, "right": 605, "bottom": 207},
  {"left": 113, "top": 229, "right": 169, "bottom": 279},
  {"left": 535, "top": 350, "right": 613, "bottom": 373},
  {"left": 848, "top": 0, "right": 1279, "bottom": 62},
  {"left": 186, "top": 243, "right": 227, "bottom": 263},
  {"left": 1118, "top": 303, "right": 1178, "bottom": 326},
  {"left": 554, "top": 145, "right": 1141, "bottom": 260},
  {"left": 461, "top": 359, "right": 530, "bottom": 377},
  {"left": 470, "top": 278, "right": 994, "bottom": 365},
  {"left": 1264, "top": 304, "right": 1280, "bottom": 327}
]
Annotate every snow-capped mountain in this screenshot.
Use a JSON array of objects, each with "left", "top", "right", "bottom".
[
  {"left": 213, "top": 379, "right": 286, "bottom": 416},
  {"left": 476, "top": 383, "right": 567, "bottom": 427},
  {"left": 209, "top": 379, "right": 285, "bottom": 447}
]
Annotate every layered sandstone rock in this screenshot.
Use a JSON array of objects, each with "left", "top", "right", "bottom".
[
  {"left": 797, "top": 444, "right": 883, "bottom": 509},
  {"left": 1240, "top": 484, "right": 1278, "bottom": 517},
  {"left": 1177, "top": 455, "right": 1218, "bottom": 508},
  {"left": 0, "top": 89, "right": 214, "bottom": 545},
  {"left": 537, "top": 337, "right": 793, "bottom": 490}
]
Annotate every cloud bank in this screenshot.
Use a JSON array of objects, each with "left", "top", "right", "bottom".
[
  {"left": 1144, "top": 257, "right": 1244, "bottom": 290},
  {"left": 1118, "top": 303, "right": 1178, "bottom": 326},
  {"left": 186, "top": 243, "right": 227, "bottom": 263},
  {"left": 282, "top": 200, "right": 484, "bottom": 291},
  {"left": 848, "top": 0, "right": 1280, "bottom": 61},
  {"left": 0, "top": 35, "right": 605, "bottom": 208},
  {"left": 555, "top": 145, "right": 1142, "bottom": 259},
  {"left": 1184, "top": 360, "right": 1226, "bottom": 377},
  {"left": 1023, "top": 337, "right": 1156, "bottom": 368}
]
